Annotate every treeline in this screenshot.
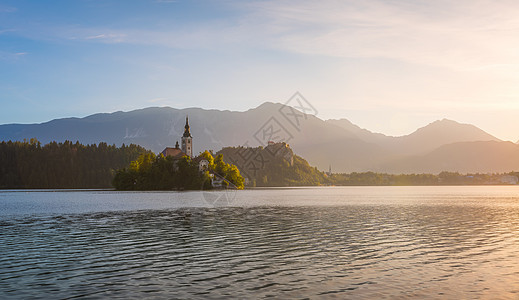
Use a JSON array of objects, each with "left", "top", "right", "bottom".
[
  {"left": 112, "top": 151, "right": 244, "bottom": 190},
  {"left": 0, "top": 139, "right": 148, "bottom": 189},
  {"left": 2, "top": 138, "right": 516, "bottom": 189},
  {"left": 328, "top": 171, "right": 519, "bottom": 186}
]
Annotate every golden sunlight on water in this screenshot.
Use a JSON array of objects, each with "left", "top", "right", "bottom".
[{"left": 0, "top": 187, "right": 518, "bottom": 298}]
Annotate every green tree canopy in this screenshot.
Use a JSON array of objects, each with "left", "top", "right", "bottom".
[
  {"left": 0, "top": 139, "right": 148, "bottom": 189},
  {"left": 113, "top": 151, "right": 244, "bottom": 190}
]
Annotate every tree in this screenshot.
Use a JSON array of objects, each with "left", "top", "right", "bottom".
[
  {"left": 0, "top": 139, "right": 148, "bottom": 189},
  {"left": 112, "top": 150, "right": 244, "bottom": 190}
]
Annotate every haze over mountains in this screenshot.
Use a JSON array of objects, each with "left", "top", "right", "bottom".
[{"left": 1, "top": 102, "right": 517, "bottom": 174}]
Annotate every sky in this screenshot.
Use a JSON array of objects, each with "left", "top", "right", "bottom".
[{"left": 1, "top": 0, "right": 519, "bottom": 141}]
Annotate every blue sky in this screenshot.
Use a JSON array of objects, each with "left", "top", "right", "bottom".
[{"left": 1, "top": 0, "right": 519, "bottom": 141}]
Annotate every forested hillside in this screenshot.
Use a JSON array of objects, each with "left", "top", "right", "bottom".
[
  {"left": 0, "top": 139, "right": 148, "bottom": 188},
  {"left": 218, "top": 143, "right": 327, "bottom": 187}
]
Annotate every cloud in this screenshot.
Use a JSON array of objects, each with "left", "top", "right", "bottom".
[
  {"left": 0, "top": 29, "right": 16, "bottom": 35},
  {"left": 0, "top": 51, "right": 27, "bottom": 61},
  {"left": 57, "top": 0, "right": 519, "bottom": 74},
  {"left": 84, "top": 33, "right": 128, "bottom": 43},
  {"left": 0, "top": 6, "right": 17, "bottom": 13},
  {"left": 6, "top": 0, "right": 519, "bottom": 73},
  {"left": 233, "top": 0, "right": 519, "bottom": 71},
  {"left": 66, "top": 26, "right": 239, "bottom": 50}
]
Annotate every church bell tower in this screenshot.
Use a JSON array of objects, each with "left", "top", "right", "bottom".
[{"left": 181, "top": 116, "right": 193, "bottom": 158}]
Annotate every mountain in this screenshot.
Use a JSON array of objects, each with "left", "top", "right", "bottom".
[
  {"left": 0, "top": 103, "right": 513, "bottom": 174},
  {"left": 388, "top": 119, "right": 500, "bottom": 155},
  {"left": 327, "top": 118, "right": 500, "bottom": 155},
  {"left": 381, "top": 141, "right": 519, "bottom": 174},
  {"left": 326, "top": 119, "right": 391, "bottom": 144},
  {"left": 0, "top": 106, "right": 256, "bottom": 155}
]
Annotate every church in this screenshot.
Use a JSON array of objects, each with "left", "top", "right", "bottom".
[
  {"left": 159, "top": 116, "right": 241, "bottom": 189},
  {"left": 161, "top": 116, "right": 193, "bottom": 159},
  {"left": 160, "top": 116, "right": 209, "bottom": 172}
]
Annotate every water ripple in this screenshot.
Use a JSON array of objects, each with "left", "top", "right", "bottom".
[{"left": 1, "top": 196, "right": 519, "bottom": 298}]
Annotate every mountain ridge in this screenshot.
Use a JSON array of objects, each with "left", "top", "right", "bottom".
[
  {"left": 380, "top": 141, "right": 519, "bottom": 174},
  {"left": 0, "top": 103, "right": 515, "bottom": 173},
  {"left": 326, "top": 118, "right": 500, "bottom": 156}
]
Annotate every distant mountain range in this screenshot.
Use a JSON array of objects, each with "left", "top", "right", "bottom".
[{"left": 1, "top": 102, "right": 518, "bottom": 173}]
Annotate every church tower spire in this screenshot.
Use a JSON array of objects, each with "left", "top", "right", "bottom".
[
  {"left": 183, "top": 116, "right": 192, "bottom": 138},
  {"left": 181, "top": 115, "right": 193, "bottom": 158}
]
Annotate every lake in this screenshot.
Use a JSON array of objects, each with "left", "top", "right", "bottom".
[{"left": 1, "top": 186, "right": 518, "bottom": 299}]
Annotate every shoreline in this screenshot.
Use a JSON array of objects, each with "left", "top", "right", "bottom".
[{"left": 2, "top": 184, "right": 518, "bottom": 192}]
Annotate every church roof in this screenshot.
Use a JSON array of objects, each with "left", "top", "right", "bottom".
[
  {"left": 183, "top": 116, "right": 192, "bottom": 138},
  {"left": 161, "top": 147, "right": 187, "bottom": 159}
]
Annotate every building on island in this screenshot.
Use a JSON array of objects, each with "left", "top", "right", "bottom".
[
  {"left": 181, "top": 116, "right": 193, "bottom": 158},
  {"left": 160, "top": 115, "right": 209, "bottom": 174},
  {"left": 193, "top": 156, "right": 209, "bottom": 172},
  {"left": 160, "top": 141, "right": 186, "bottom": 159},
  {"left": 161, "top": 116, "right": 192, "bottom": 159},
  {"left": 159, "top": 116, "right": 242, "bottom": 189},
  {"left": 161, "top": 116, "right": 194, "bottom": 159}
]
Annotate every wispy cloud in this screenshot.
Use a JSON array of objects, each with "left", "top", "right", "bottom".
[
  {"left": 8, "top": 1, "right": 519, "bottom": 88},
  {"left": 0, "top": 51, "right": 27, "bottom": 61},
  {"left": 63, "top": 25, "right": 242, "bottom": 50},
  {"left": 43, "top": 0, "right": 519, "bottom": 74},
  {"left": 0, "top": 5, "right": 17, "bottom": 13},
  {"left": 84, "top": 33, "right": 127, "bottom": 43},
  {"left": 0, "top": 29, "right": 16, "bottom": 35},
  {"left": 235, "top": 0, "right": 519, "bottom": 71}
]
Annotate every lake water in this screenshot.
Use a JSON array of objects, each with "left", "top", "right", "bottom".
[{"left": 1, "top": 186, "right": 519, "bottom": 299}]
